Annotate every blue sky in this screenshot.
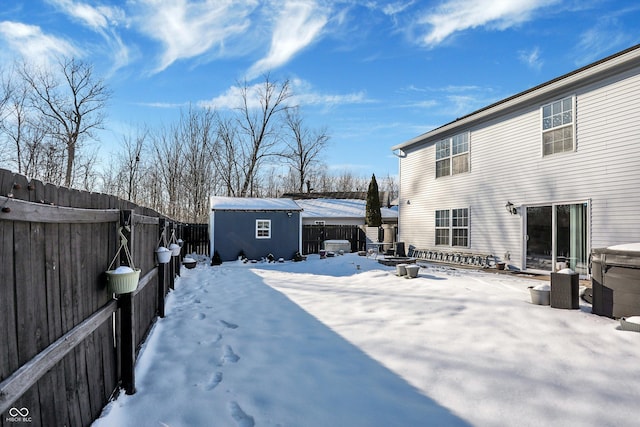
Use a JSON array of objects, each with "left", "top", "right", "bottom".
[{"left": 1, "top": 0, "right": 639, "bottom": 181}]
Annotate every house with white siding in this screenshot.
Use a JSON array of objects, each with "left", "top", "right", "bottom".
[{"left": 391, "top": 44, "right": 640, "bottom": 276}]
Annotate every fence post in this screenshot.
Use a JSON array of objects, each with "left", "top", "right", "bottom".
[
  {"left": 119, "top": 210, "right": 136, "bottom": 395},
  {"left": 157, "top": 218, "right": 166, "bottom": 318},
  {"left": 176, "top": 223, "right": 182, "bottom": 277},
  {"left": 169, "top": 221, "right": 176, "bottom": 290}
]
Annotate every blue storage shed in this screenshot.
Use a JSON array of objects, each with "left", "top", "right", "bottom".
[{"left": 210, "top": 197, "right": 303, "bottom": 262}]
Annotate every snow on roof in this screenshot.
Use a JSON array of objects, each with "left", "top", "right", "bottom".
[
  {"left": 210, "top": 196, "right": 302, "bottom": 211},
  {"left": 295, "top": 198, "right": 397, "bottom": 219}
]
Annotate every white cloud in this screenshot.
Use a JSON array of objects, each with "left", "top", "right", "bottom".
[
  {"left": 246, "top": 0, "right": 329, "bottom": 79},
  {"left": 199, "top": 84, "right": 249, "bottom": 110},
  {"left": 574, "top": 14, "right": 632, "bottom": 66},
  {"left": 518, "top": 46, "right": 543, "bottom": 70},
  {"left": 133, "top": 0, "right": 257, "bottom": 73},
  {"left": 0, "top": 21, "right": 80, "bottom": 65},
  {"left": 45, "top": 0, "right": 130, "bottom": 72},
  {"left": 46, "top": 0, "right": 126, "bottom": 30},
  {"left": 199, "top": 77, "right": 370, "bottom": 110},
  {"left": 415, "top": 0, "right": 560, "bottom": 47},
  {"left": 382, "top": 1, "right": 415, "bottom": 17},
  {"left": 289, "top": 77, "right": 371, "bottom": 108}
]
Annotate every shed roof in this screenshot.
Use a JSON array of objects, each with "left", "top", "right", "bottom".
[
  {"left": 210, "top": 196, "right": 302, "bottom": 211},
  {"left": 295, "top": 198, "right": 397, "bottom": 219}
]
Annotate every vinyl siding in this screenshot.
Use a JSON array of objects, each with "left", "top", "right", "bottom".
[{"left": 398, "top": 62, "right": 640, "bottom": 269}]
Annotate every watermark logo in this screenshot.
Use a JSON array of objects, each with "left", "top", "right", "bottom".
[{"left": 6, "top": 407, "right": 32, "bottom": 423}]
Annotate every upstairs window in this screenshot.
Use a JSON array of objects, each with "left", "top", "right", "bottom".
[
  {"left": 436, "top": 132, "right": 469, "bottom": 178},
  {"left": 256, "top": 219, "right": 271, "bottom": 239},
  {"left": 542, "top": 96, "right": 574, "bottom": 156}
]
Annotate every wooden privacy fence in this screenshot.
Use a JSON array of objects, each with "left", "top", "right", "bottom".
[
  {"left": 181, "top": 223, "right": 210, "bottom": 257},
  {"left": 302, "top": 224, "right": 367, "bottom": 254},
  {"left": 0, "top": 169, "right": 190, "bottom": 427}
]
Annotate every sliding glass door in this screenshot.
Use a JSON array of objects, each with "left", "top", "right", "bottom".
[
  {"left": 525, "top": 202, "right": 588, "bottom": 274},
  {"left": 525, "top": 206, "right": 553, "bottom": 271}
]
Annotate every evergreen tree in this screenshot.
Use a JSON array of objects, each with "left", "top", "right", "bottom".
[{"left": 365, "top": 174, "right": 382, "bottom": 226}]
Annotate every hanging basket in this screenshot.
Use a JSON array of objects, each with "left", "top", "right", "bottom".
[
  {"left": 156, "top": 247, "right": 171, "bottom": 264},
  {"left": 105, "top": 226, "right": 140, "bottom": 294},
  {"left": 106, "top": 267, "right": 141, "bottom": 294},
  {"left": 155, "top": 224, "right": 172, "bottom": 264},
  {"left": 169, "top": 243, "right": 181, "bottom": 256},
  {"left": 168, "top": 229, "right": 181, "bottom": 256}
]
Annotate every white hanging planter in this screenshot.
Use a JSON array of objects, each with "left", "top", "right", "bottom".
[
  {"left": 156, "top": 246, "right": 171, "bottom": 264},
  {"left": 106, "top": 266, "right": 141, "bottom": 294},
  {"left": 105, "top": 226, "right": 140, "bottom": 294},
  {"left": 169, "top": 243, "right": 181, "bottom": 256},
  {"left": 168, "top": 229, "right": 181, "bottom": 256}
]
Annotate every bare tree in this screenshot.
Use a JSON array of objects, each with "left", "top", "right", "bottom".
[
  {"left": 0, "top": 68, "right": 61, "bottom": 181},
  {"left": 235, "top": 75, "right": 292, "bottom": 197},
  {"left": 20, "top": 58, "right": 110, "bottom": 187},
  {"left": 179, "top": 106, "right": 216, "bottom": 222},
  {"left": 151, "top": 124, "right": 184, "bottom": 219},
  {"left": 118, "top": 126, "right": 148, "bottom": 202},
  {"left": 213, "top": 113, "right": 242, "bottom": 196},
  {"left": 282, "top": 106, "right": 329, "bottom": 192}
]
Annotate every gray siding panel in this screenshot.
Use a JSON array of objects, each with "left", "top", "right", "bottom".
[
  {"left": 213, "top": 211, "right": 301, "bottom": 261},
  {"left": 398, "top": 61, "right": 640, "bottom": 270}
]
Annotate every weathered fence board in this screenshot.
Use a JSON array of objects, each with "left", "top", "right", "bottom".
[
  {"left": 0, "top": 301, "right": 117, "bottom": 414},
  {"left": 302, "top": 224, "right": 367, "bottom": 254},
  {"left": 0, "top": 169, "right": 186, "bottom": 427},
  {"left": 182, "top": 223, "right": 209, "bottom": 256},
  {"left": 0, "top": 196, "right": 120, "bottom": 223}
]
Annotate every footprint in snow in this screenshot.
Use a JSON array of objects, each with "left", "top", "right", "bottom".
[
  {"left": 198, "top": 333, "right": 221, "bottom": 347},
  {"left": 221, "top": 345, "right": 240, "bottom": 364},
  {"left": 228, "top": 401, "right": 255, "bottom": 427},
  {"left": 193, "top": 312, "right": 206, "bottom": 320},
  {"left": 205, "top": 372, "right": 223, "bottom": 390},
  {"left": 219, "top": 320, "right": 238, "bottom": 329}
]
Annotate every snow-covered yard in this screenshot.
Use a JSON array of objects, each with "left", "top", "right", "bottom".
[{"left": 93, "top": 253, "right": 640, "bottom": 427}]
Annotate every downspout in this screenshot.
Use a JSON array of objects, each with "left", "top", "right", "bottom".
[
  {"left": 393, "top": 149, "right": 405, "bottom": 246},
  {"left": 298, "top": 211, "right": 303, "bottom": 255}
]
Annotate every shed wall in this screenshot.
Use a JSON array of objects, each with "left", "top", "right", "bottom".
[{"left": 211, "top": 211, "right": 301, "bottom": 261}]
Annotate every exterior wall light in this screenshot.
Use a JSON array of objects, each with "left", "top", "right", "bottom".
[{"left": 505, "top": 201, "right": 518, "bottom": 215}]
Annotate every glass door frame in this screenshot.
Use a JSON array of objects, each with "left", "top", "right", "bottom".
[{"left": 522, "top": 199, "right": 591, "bottom": 276}]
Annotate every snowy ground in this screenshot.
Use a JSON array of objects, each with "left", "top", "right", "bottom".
[{"left": 93, "top": 253, "right": 640, "bottom": 427}]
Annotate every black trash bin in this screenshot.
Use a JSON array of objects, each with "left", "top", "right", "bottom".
[
  {"left": 550, "top": 271, "right": 579, "bottom": 309},
  {"left": 395, "top": 242, "right": 406, "bottom": 257}
]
